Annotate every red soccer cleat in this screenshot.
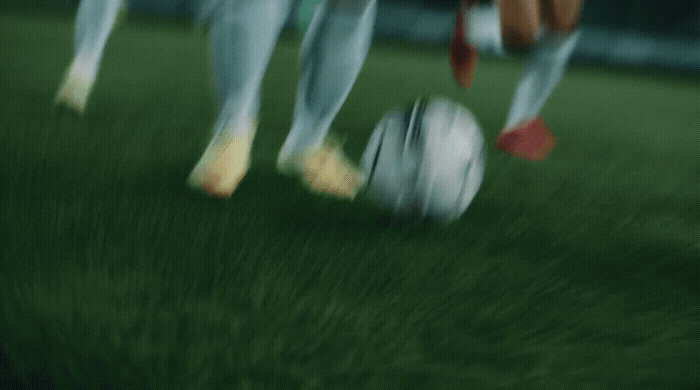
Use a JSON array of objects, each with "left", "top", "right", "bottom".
[
  {"left": 495, "top": 117, "right": 556, "bottom": 161},
  {"left": 450, "top": 0, "right": 479, "bottom": 88}
]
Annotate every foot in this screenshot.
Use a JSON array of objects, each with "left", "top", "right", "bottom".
[
  {"left": 187, "top": 121, "right": 257, "bottom": 198},
  {"left": 54, "top": 64, "right": 95, "bottom": 114},
  {"left": 495, "top": 117, "right": 556, "bottom": 161},
  {"left": 277, "top": 138, "right": 366, "bottom": 200}
]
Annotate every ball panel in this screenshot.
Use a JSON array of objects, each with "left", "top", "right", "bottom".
[
  {"left": 363, "top": 115, "right": 389, "bottom": 187},
  {"left": 418, "top": 98, "right": 483, "bottom": 220},
  {"left": 362, "top": 96, "right": 485, "bottom": 222}
]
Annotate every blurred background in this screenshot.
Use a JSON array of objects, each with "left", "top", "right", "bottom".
[
  {"left": 2, "top": 2, "right": 698, "bottom": 389},
  {"left": 26, "top": 0, "right": 700, "bottom": 71}
]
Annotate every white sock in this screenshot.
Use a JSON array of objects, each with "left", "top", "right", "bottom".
[
  {"left": 208, "top": 0, "right": 294, "bottom": 138},
  {"left": 279, "top": 0, "right": 377, "bottom": 160},
  {"left": 465, "top": 5, "right": 505, "bottom": 57},
  {"left": 70, "top": 0, "right": 124, "bottom": 83},
  {"left": 504, "top": 29, "right": 581, "bottom": 130}
]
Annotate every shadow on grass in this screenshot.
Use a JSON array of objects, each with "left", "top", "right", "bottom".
[{"left": 4, "top": 150, "right": 698, "bottom": 305}]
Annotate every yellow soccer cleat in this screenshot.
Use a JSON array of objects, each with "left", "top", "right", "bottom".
[
  {"left": 277, "top": 137, "right": 366, "bottom": 200},
  {"left": 54, "top": 64, "right": 95, "bottom": 114},
  {"left": 187, "top": 121, "right": 257, "bottom": 198},
  {"left": 54, "top": 2, "right": 127, "bottom": 114}
]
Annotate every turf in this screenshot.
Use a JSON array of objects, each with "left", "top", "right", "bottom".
[{"left": 1, "top": 7, "right": 699, "bottom": 390}]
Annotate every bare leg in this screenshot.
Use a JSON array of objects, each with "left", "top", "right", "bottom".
[
  {"left": 542, "top": 0, "right": 585, "bottom": 34},
  {"left": 496, "top": 0, "right": 541, "bottom": 50}
]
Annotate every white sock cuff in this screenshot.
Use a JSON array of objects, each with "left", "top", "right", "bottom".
[{"left": 466, "top": 5, "right": 505, "bottom": 57}]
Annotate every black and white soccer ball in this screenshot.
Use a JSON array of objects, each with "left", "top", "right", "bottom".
[{"left": 361, "top": 97, "right": 485, "bottom": 223}]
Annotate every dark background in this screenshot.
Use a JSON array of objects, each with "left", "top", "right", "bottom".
[{"left": 24, "top": 0, "right": 700, "bottom": 38}]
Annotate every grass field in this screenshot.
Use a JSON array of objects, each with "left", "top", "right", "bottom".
[{"left": 1, "top": 6, "right": 699, "bottom": 390}]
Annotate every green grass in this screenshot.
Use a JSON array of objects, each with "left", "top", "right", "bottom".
[{"left": 1, "top": 7, "right": 699, "bottom": 390}]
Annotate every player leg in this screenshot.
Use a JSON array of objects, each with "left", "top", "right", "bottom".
[
  {"left": 187, "top": 0, "right": 294, "bottom": 197},
  {"left": 55, "top": 0, "right": 125, "bottom": 113},
  {"left": 276, "top": 0, "right": 377, "bottom": 199},
  {"left": 496, "top": 0, "right": 541, "bottom": 51},
  {"left": 495, "top": 0, "right": 583, "bottom": 161},
  {"left": 451, "top": 0, "right": 480, "bottom": 88},
  {"left": 542, "top": 0, "right": 584, "bottom": 34}
]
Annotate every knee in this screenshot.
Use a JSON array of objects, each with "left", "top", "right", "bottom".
[
  {"left": 543, "top": 0, "right": 583, "bottom": 34},
  {"left": 546, "top": 10, "right": 580, "bottom": 34},
  {"left": 547, "top": 18, "right": 580, "bottom": 35},
  {"left": 501, "top": 26, "right": 538, "bottom": 52},
  {"left": 497, "top": 0, "right": 541, "bottom": 51}
]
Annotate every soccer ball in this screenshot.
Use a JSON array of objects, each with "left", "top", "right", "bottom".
[{"left": 361, "top": 97, "right": 485, "bottom": 223}]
